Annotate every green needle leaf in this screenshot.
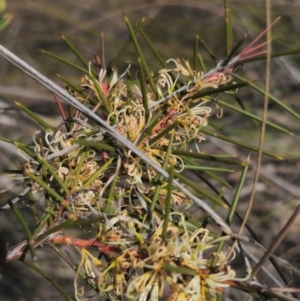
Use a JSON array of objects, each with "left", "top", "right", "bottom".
[
  {"left": 88, "top": 73, "right": 111, "bottom": 115},
  {"left": 137, "top": 57, "right": 150, "bottom": 121},
  {"left": 211, "top": 97, "right": 293, "bottom": 135},
  {"left": 57, "top": 74, "right": 87, "bottom": 96},
  {"left": 193, "top": 81, "right": 249, "bottom": 99},
  {"left": 24, "top": 170, "right": 64, "bottom": 203},
  {"left": 15, "top": 102, "right": 54, "bottom": 131},
  {"left": 162, "top": 164, "right": 174, "bottom": 239},
  {"left": 82, "top": 157, "right": 114, "bottom": 189},
  {"left": 124, "top": 14, "right": 158, "bottom": 97},
  {"left": 23, "top": 259, "right": 73, "bottom": 301},
  {"left": 182, "top": 165, "right": 233, "bottom": 173},
  {"left": 163, "top": 264, "right": 196, "bottom": 276},
  {"left": 40, "top": 50, "right": 88, "bottom": 74},
  {"left": 198, "top": 35, "right": 218, "bottom": 65},
  {"left": 8, "top": 199, "right": 37, "bottom": 261},
  {"left": 8, "top": 199, "right": 32, "bottom": 240},
  {"left": 223, "top": 0, "right": 232, "bottom": 56},
  {"left": 156, "top": 148, "right": 245, "bottom": 166},
  {"left": 35, "top": 219, "right": 75, "bottom": 244},
  {"left": 182, "top": 157, "right": 232, "bottom": 188},
  {"left": 140, "top": 27, "right": 167, "bottom": 69},
  {"left": 38, "top": 157, "right": 69, "bottom": 195},
  {"left": 60, "top": 34, "right": 96, "bottom": 76},
  {"left": 175, "top": 172, "right": 228, "bottom": 207},
  {"left": 226, "top": 155, "right": 250, "bottom": 224},
  {"left": 72, "top": 139, "right": 115, "bottom": 152},
  {"left": 233, "top": 73, "right": 300, "bottom": 120},
  {"left": 111, "top": 16, "right": 146, "bottom": 68},
  {"left": 222, "top": 35, "right": 246, "bottom": 67},
  {"left": 193, "top": 35, "right": 199, "bottom": 71},
  {"left": 151, "top": 131, "right": 175, "bottom": 211},
  {"left": 200, "top": 128, "right": 283, "bottom": 160},
  {"left": 148, "top": 121, "right": 179, "bottom": 146}
]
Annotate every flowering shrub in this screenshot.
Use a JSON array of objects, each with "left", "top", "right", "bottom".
[{"left": 1, "top": 13, "right": 299, "bottom": 301}]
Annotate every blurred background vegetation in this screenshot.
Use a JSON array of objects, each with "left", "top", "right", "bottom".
[{"left": 0, "top": 0, "right": 300, "bottom": 300}]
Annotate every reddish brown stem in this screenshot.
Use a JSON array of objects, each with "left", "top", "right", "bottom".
[
  {"left": 52, "top": 235, "right": 120, "bottom": 255},
  {"left": 0, "top": 231, "right": 120, "bottom": 265}
]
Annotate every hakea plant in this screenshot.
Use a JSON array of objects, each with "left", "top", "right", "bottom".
[
  {"left": 1, "top": 14, "right": 300, "bottom": 301},
  {"left": 74, "top": 214, "right": 251, "bottom": 301}
]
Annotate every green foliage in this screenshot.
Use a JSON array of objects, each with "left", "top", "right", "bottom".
[{"left": 0, "top": 0, "right": 12, "bottom": 31}]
